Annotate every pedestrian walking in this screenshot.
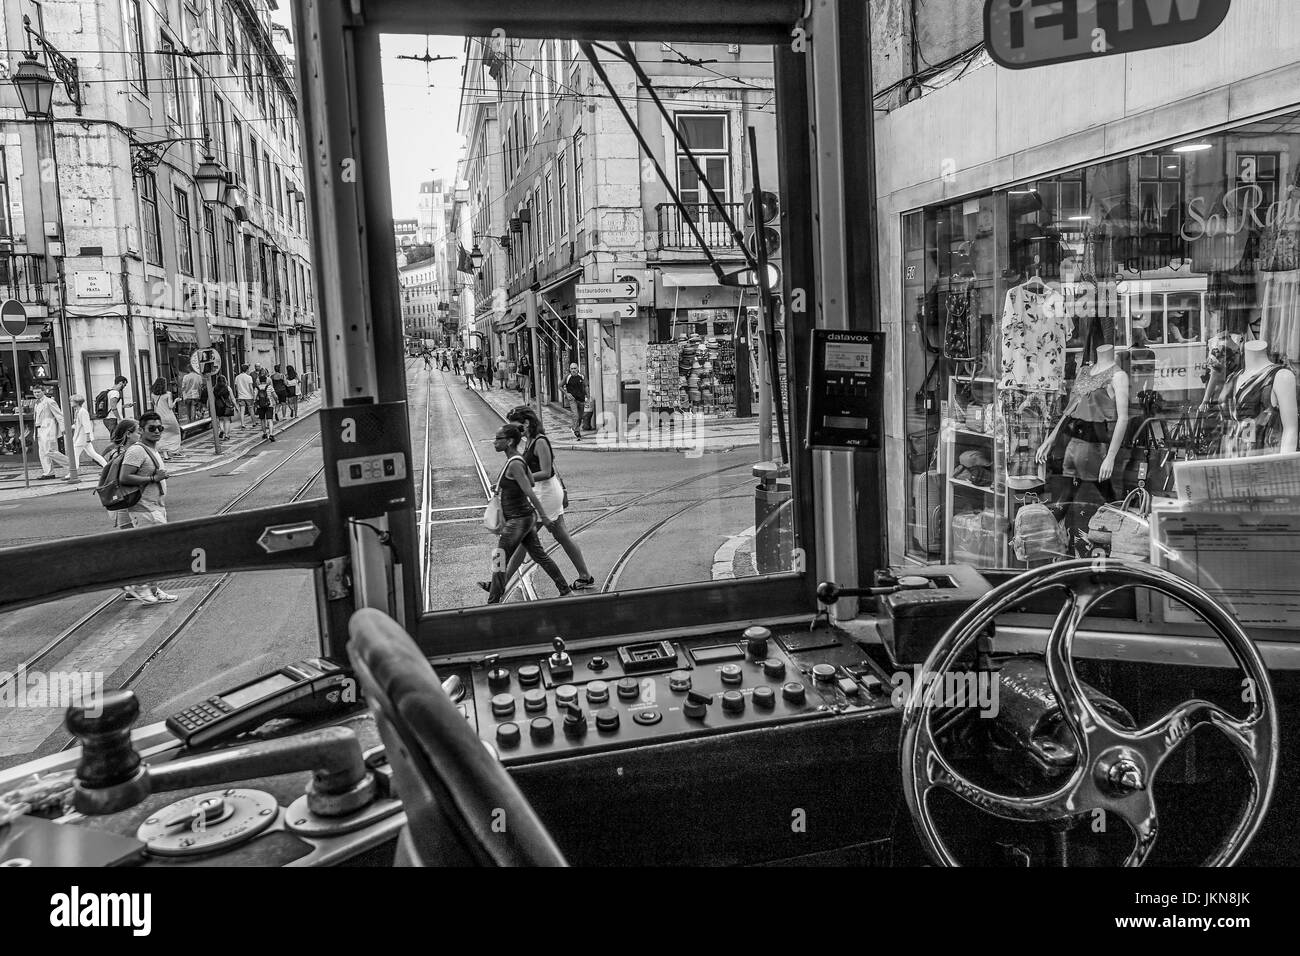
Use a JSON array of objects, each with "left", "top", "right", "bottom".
[
  {"left": 213, "top": 374, "right": 236, "bottom": 440},
  {"left": 563, "top": 363, "right": 588, "bottom": 440},
  {"left": 285, "top": 365, "right": 300, "bottom": 418},
  {"left": 116, "top": 411, "right": 178, "bottom": 605},
  {"left": 271, "top": 365, "right": 289, "bottom": 420},
  {"left": 477, "top": 355, "right": 492, "bottom": 390},
  {"left": 234, "top": 364, "right": 255, "bottom": 428},
  {"left": 495, "top": 353, "right": 508, "bottom": 389},
  {"left": 70, "top": 395, "right": 108, "bottom": 469},
  {"left": 150, "top": 378, "right": 183, "bottom": 460},
  {"left": 103, "top": 375, "right": 130, "bottom": 438},
  {"left": 254, "top": 370, "right": 278, "bottom": 441},
  {"left": 452, "top": 350, "right": 462, "bottom": 375},
  {"left": 423, "top": 349, "right": 432, "bottom": 370},
  {"left": 32, "top": 385, "right": 67, "bottom": 479},
  {"left": 465, "top": 350, "right": 479, "bottom": 390},
  {"left": 180, "top": 365, "right": 205, "bottom": 422},
  {"left": 479, "top": 423, "right": 572, "bottom": 603},
  {"left": 504, "top": 406, "right": 596, "bottom": 590},
  {"left": 517, "top": 353, "right": 533, "bottom": 399},
  {"left": 441, "top": 350, "right": 451, "bottom": 371},
  {"left": 104, "top": 419, "right": 149, "bottom": 602}
]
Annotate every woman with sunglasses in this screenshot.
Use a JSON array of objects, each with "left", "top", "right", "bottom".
[
  {"left": 116, "top": 411, "right": 178, "bottom": 604},
  {"left": 480, "top": 423, "right": 572, "bottom": 603},
  {"left": 504, "top": 405, "right": 595, "bottom": 590}
]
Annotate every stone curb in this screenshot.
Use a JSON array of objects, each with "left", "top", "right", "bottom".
[{"left": 712, "top": 525, "right": 756, "bottom": 581}]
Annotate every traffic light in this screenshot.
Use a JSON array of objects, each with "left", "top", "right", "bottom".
[{"left": 743, "top": 190, "right": 781, "bottom": 293}]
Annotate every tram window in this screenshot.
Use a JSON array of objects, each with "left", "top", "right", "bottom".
[
  {"left": 895, "top": 107, "right": 1300, "bottom": 635},
  {"left": 378, "top": 34, "right": 801, "bottom": 612}
]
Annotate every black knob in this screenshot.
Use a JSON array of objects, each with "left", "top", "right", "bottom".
[
  {"left": 588, "top": 656, "right": 609, "bottom": 671},
  {"left": 530, "top": 717, "right": 555, "bottom": 743},
  {"left": 561, "top": 703, "right": 587, "bottom": 737},
  {"left": 762, "top": 658, "right": 786, "bottom": 679},
  {"left": 812, "top": 663, "right": 838, "bottom": 683},
  {"left": 490, "top": 693, "right": 516, "bottom": 718},
  {"left": 668, "top": 670, "right": 692, "bottom": 693},
  {"left": 744, "top": 626, "right": 771, "bottom": 658},
  {"left": 684, "top": 690, "right": 712, "bottom": 719},
  {"left": 586, "top": 680, "right": 610, "bottom": 704},
  {"left": 68, "top": 690, "right": 142, "bottom": 788},
  {"left": 523, "top": 688, "right": 548, "bottom": 713},
  {"left": 517, "top": 664, "right": 542, "bottom": 687},
  {"left": 487, "top": 667, "right": 511, "bottom": 691},
  {"left": 555, "top": 684, "right": 578, "bottom": 706},
  {"left": 753, "top": 686, "right": 776, "bottom": 709},
  {"left": 722, "top": 691, "right": 746, "bottom": 714},
  {"left": 720, "top": 664, "right": 743, "bottom": 685},
  {"left": 617, "top": 677, "right": 640, "bottom": 700},
  {"left": 595, "top": 708, "right": 620, "bottom": 732},
  {"left": 782, "top": 682, "right": 807, "bottom": 705},
  {"left": 496, "top": 722, "right": 521, "bottom": 747},
  {"left": 816, "top": 582, "right": 841, "bottom": 604}
]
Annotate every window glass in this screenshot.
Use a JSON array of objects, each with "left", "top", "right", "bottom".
[{"left": 901, "top": 110, "right": 1300, "bottom": 633}]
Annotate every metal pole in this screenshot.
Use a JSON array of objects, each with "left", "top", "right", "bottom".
[
  {"left": 9, "top": 335, "right": 31, "bottom": 488},
  {"left": 754, "top": 307, "right": 771, "bottom": 462},
  {"left": 526, "top": 290, "right": 542, "bottom": 422},
  {"left": 613, "top": 318, "right": 624, "bottom": 443},
  {"left": 747, "top": 125, "right": 787, "bottom": 465},
  {"left": 43, "top": 117, "right": 77, "bottom": 482}
]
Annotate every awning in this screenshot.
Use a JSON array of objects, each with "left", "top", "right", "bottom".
[
  {"left": 661, "top": 270, "right": 727, "bottom": 288},
  {"left": 538, "top": 266, "right": 584, "bottom": 294},
  {"left": 156, "top": 326, "right": 199, "bottom": 345},
  {"left": 493, "top": 314, "right": 527, "bottom": 334}
]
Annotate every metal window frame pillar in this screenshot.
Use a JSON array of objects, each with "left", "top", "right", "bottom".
[
  {"left": 292, "top": 0, "right": 419, "bottom": 655},
  {"left": 803, "top": 0, "right": 885, "bottom": 620}
]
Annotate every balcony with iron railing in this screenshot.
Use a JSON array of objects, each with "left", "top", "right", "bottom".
[
  {"left": 0, "top": 254, "right": 50, "bottom": 305},
  {"left": 656, "top": 202, "right": 744, "bottom": 252}
]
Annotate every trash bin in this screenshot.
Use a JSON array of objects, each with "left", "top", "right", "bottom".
[
  {"left": 621, "top": 380, "right": 641, "bottom": 420},
  {"left": 753, "top": 462, "right": 793, "bottom": 574}
]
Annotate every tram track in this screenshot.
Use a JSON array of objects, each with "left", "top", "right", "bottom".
[{"left": 0, "top": 429, "right": 327, "bottom": 724}]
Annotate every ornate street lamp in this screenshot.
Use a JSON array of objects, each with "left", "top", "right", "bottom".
[
  {"left": 195, "top": 154, "right": 232, "bottom": 205},
  {"left": 469, "top": 243, "right": 484, "bottom": 270},
  {"left": 12, "top": 54, "right": 55, "bottom": 119}
]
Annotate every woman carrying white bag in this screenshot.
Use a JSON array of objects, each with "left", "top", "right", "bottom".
[{"left": 479, "top": 423, "right": 573, "bottom": 603}]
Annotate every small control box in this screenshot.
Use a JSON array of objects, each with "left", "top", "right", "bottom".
[{"left": 618, "top": 641, "right": 678, "bottom": 673}]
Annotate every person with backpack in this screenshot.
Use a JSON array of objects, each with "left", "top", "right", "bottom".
[
  {"left": 213, "top": 374, "right": 236, "bottom": 440},
  {"left": 70, "top": 394, "right": 108, "bottom": 470},
  {"left": 114, "top": 411, "right": 178, "bottom": 604},
  {"left": 97, "top": 375, "right": 130, "bottom": 439},
  {"left": 254, "top": 370, "right": 278, "bottom": 441},
  {"left": 234, "top": 365, "right": 256, "bottom": 429},
  {"left": 563, "top": 362, "right": 588, "bottom": 440},
  {"left": 271, "top": 365, "right": 289, "bottom": 420}
]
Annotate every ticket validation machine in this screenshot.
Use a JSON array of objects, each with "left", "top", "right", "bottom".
[{"left": 806, "top": 330, "right": 885, "bottom": 451}]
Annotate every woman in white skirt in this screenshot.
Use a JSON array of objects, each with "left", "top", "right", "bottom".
[
  {"left": 70, "top": 394, "right": 108, "bottom": 469},
  {"left": 502, "top": 406, "right": 595, "bottom": 590}
]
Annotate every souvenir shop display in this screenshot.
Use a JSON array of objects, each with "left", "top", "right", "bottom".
[{"left": 645, "top": 333, "right": 738, "bottom": 416}]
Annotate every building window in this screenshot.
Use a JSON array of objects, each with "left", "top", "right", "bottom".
[
  {"left": 243, "top": 34, "right": 254, "bottom": 93},
  {"left": 224, "top": 7, "right": 237, "bottom": 71},
  {"left": 573, "top": 132, "right": 584, "bottom": 224},
  {"left": 175, "top": 186, "right": 194, "bottom": 276},
  {"left": 138, "top": 172, "right": 162, "bottom": 266},
  {"left": 122, "top": 0, "right": 148, "bottom": 93},
  {"left": 203, "top": 207, "right": 218, "bottom": 283},
  {"left": 160, "top": 33, "right": 182, "bottom": 131},
  {"left": 557, "top": 153, "right": 569, "bottom": 238},
  {"left": 213, "top": 96, "right": 229, "bottom": 168},
  {"left": 263, "top": 151, "right": 274, "bottom": 213},
  {"left": 250, "top": 136, "right": 261, "bottom": 201},
  {"left": 544, "top": 172, "right": 554, "bottom": 249},
  {"left": 257, "top": 74, "right": 266, "bottom": 118},
  {"left": 675, "top": 113, "right": 729, "bottom": 207},
  {"left": 223, "top": 216, "right": 238, "bottom": 285},
  {"left": 232, "top": 118, "right": 246, "bottom": 185}
]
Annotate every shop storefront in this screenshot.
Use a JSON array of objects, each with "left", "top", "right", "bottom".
[
  {"left": 901, "top": 107, "right": 1300, "bottom": 569},
  {"left": 0, "top": 334, "right": 52, "bottom": 460},
  {"left": 649, "top": 272, "right": 754, "bottom": 417}
]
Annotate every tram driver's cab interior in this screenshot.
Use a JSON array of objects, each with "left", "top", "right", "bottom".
[{"left": 0, "top": 0, "right": 1295, "bottom": 870}]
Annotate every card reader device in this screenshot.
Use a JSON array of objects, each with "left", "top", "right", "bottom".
[{"left": 165, "top": 658, "right": 357, "bottom": 747}]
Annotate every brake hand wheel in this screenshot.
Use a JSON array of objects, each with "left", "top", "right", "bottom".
[{"left": 900, "top": 559, "right": 1279, "bottom": 866}]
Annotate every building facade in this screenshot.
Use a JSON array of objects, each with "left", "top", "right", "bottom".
[
  {"left": 456, "top": 38, "right": 777, "bottom": 422},
  {"left": 0, "top": 0, "right": 316, "bottom": 452}
]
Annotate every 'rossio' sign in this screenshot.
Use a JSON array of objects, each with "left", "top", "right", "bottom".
[{"left": 984, "top": 0, "right": 1233, "bottom": 70}]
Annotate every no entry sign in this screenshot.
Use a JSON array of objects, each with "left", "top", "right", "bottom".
[
  {"left": 1, "top": 299, "right": 28, "bottom": 337},
  {"left": 984, "top": 0, "right": 1233, "bottom": 70}
]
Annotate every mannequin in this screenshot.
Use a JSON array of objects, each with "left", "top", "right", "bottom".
[
  {"left": 1221, "top": 341, "right": 1299, "bottom": 456},
  {"left": 1036, "top": 346, "right": 1130, "bottom": 540}
]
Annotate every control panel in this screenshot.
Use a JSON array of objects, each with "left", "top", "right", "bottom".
[{"left": 464, "top": 625, "right": 895, "bottom": 765}]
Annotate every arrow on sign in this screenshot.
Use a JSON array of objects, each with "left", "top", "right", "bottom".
[
  {"left": 576, "top": 302, "right": 637, "bottom": 320},
  {"left": 575, "top": 281, "right": 638, "bottom": 300}
]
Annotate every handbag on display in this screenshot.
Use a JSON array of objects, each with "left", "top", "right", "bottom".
[
  {"left": 907, "top": 429, "right": 937, "bottom": 475},
  {"left": 911, "top": 450, "right": 943, "bottom": 555},
  {"left": 964, "top": 403, "right": 986, "bottom": 433},
  {"left": 1013, "top": 494, "right": 1068, "bottom": 563},
  {"left": 1087, "top": 488, "right": 1153, "bottom": 563}
]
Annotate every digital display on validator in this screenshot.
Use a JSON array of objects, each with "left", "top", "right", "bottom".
[{"left": 824, "top": 342, "right": 872, "bottom": 373}]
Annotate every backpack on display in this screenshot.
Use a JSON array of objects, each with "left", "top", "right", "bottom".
[
  {"left": 1013, "top": 495, "right": 1067, "bottom": 562},
  {"left": 93, "top": 390, "right": 111, "bottom": 419}
]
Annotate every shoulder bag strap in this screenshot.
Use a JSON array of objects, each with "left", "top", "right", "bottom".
[{"left": 534, "top": 435, "right": 556, "bottom": 479}]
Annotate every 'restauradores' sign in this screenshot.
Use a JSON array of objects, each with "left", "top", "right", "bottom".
[{"left": 985, "top": 0, "right": 1233, "bottom": 70}]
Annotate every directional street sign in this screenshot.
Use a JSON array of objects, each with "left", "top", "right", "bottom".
[
  {"left": 575, "top": 281, "right": 639, "bottom": 300},
  {"left": 576, "top": 302, "right": 637, "bottom": 320},
  {"left": 1, "top": 299, "right": 28, "bottom": 337}
]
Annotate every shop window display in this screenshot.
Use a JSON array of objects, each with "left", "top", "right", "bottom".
[{"left": 903, "top": 108, "right": 1300, "bottom": 570}]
